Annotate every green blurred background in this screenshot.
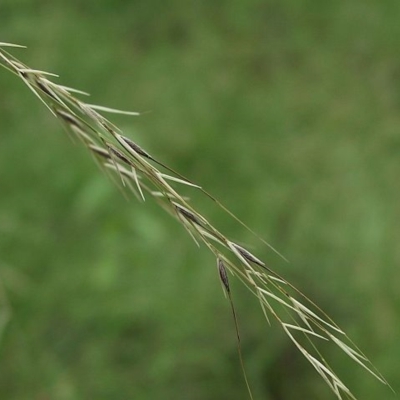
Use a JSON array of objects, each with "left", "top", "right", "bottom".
[{"left": 0, "top": 1, "right": 399, "bottom": 399}]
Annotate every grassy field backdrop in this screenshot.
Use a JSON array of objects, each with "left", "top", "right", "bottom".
[{"left": 0, "top": 1, "right": 399, "bottom": 399}]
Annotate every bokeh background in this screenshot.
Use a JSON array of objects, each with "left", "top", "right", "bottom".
[{"left": 1, "top": 1, "right": 399, "bottom": 399}]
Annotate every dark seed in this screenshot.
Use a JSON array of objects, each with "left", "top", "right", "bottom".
[
  {"left": 175, "top": 204, "right": 202, "bottom": 225},
  {"left": 218, "top": 259, "right": 230, "bottom": 293},
  {"left": 36, "top": 79, "right": 56, "bottom": 100},
  {"left": 232, "top": 243, "right": 265, "bottom": 268},
  {"left": 108, "top": 146, "right": 131, "bottom": 165},
  {"left": 55, "top": 108, "right": 81, "bottom": 128},
  {"left": 122, "top": 136, "right": 151, "bottom": 159}
]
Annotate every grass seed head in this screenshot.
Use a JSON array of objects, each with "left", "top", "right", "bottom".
[{"left": 0, "top": 42, "right": 390, "bottom": 400}]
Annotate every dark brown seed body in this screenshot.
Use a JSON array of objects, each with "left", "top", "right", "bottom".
[{"left": 218, "top": 259, "right": 230, "bottom": 293}]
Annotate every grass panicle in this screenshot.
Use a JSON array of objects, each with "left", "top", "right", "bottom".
[{"left": 0, "top": 42, "right": 391, "bottom": 400}]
